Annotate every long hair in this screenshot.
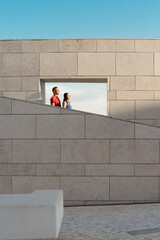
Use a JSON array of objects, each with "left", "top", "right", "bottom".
[{"left": 63, "top": 92, "right": 69, "bottom": 102}]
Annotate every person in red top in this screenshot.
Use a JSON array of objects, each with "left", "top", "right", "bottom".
[{"left": 50, "top": 86, "right": 61, "bottom": 107}]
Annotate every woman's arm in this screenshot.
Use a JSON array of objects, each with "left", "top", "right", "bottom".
[{"left": 63, "top": 101, "right": 67, "bottom": 108}]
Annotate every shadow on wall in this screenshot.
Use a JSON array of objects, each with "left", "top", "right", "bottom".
[{"left": 110, "top": 101, "right": 160, "bottom": 126}]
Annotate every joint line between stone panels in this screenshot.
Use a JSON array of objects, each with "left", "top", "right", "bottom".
[
  {"left": 58, "top": 39, "right": 59, "bottom": 52},
  {"left": 20, "top": 40, "right": 22, "bottom": 52},
  {"left": 134, "top": 76, "right": 136, "bottom": 90},
  {"left": 60, "top": 139, "right": 61, "bottom": 164},
  {"left": 35, "top": 163, "right": 36, "bottom": 176},
  {"left": 5, "top": 137, "right": 160, "bottom": 141},
  {"left": 134, "top": 39, "right": 136, "bottom": 52},
  {"left": 159, "top": 139, "right": 160, "bottom": 164},
  {"left": 134, "top": 100, "right": 136, "bottom": 120},
  {"left": 38, "top": 52, "right": 40, "bottom": 76},
  {"left": 158, "top": 177, "right": 160, "bottom": 200},
  {"left": 35, "top": 115, "right": 37, "bottom": 138},
  {"left": 11, "top": 139, "right": 13, "bottom": 164},
  {"left": 77, "top": 52, "right": 78, "bottom": 75},
  {"left": 11, "top": 99, "right": 13, "bottom": 114},
  {"left": 84, "top": 114, "right": 86, "bottom": 138},
  {"left": 115, "top": 53, "right": 116, "bottom": 76},
  {"left": 109, "top": 176, "right": 110, "bottom": 201},
  {"left": 60, "top": 176, "right": 62, "bottom": 190},
  {"left": 109, "top": 100, "right": 111, "bottom": 116},
  {"left": 109, "top": 139, "right": 111, "bottom": 164},
  {"left": 153, "top": 90, "right": 156, "bottom": 100},
  {"left": 21, "top": 76, "right": 22, "bottom": 91},
  {"left": 153, "top": 52, "right": 155, "bottom": 76},
  {"left": 11, "top": 176, "right": 12, "bottom": 194}
]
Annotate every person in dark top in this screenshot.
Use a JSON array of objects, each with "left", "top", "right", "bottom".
[
  {"left": 50, "top": 87, "right": 61, "bottom": 107},
  {"left": 62, "top": 93, "right": 72, "bottom": 109}
]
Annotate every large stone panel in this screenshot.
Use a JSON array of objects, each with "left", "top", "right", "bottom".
[
  {"left": 97, "top": 39, "right": 134, "bottom": 52},
  {"left": 78, "top": 53, "right": 115, "bottom": 75},
  {"left": 85, "top": 164, "right": 134, "bottom": 176},
  {"left": 26, "top": 91, "right": 42, "bottom": 101},
  {"left": 22, "top": 77, "right": 39, "bottom": 91},
  {"left": 135, "top": 164, "right": 160, "bottom": 176},
  {"left": 135, "top": 124, "right": 160, "bottom": 138},
  {"left": 107, "top": 91, "right": 116, "bottom": 100},
  {"left": 0, "top": 115, "right": 35, "bottom": 138},
  {"left": 116, "top": 53, "right": 153, "bottom": 75},
  {"left": 136, "top": 76, "right": 160, "bottom": 90},
  {"left": 0, "top": 77, "right": 21, "bottom": 91},
  {"left": 86, "top": 115, "right": 134, "bottom": 138},
  {"left": 155, "top": 53, "right": 160, "bottom": 75},
  {"left": 22, "top": 40, "right": 59, "bottom": 52},
  {"left": 60, "top": 108, "right": 84, "bottom": 115},
  {"left": 135, "top": 39, "right": 160, "bottom": 52},
  {"left": 110, "top": 140, "right": 159, "bottom": 163},
  {"left": 21, "top": 53, "right": 40, "bottom": 76},
  {"left": 61, "top": 177, "right": 109, "bottom": 200},
  {"left": 12, "top": 176, "right": 60, "bottom": 193},
  {"left": 0, "top": 54, "right": 2, "bottom": 75},
  {"left": 110, "top": 101, "right": 134, "bottom": 119},
  {"left": 117, "top": 91, "right": 153, "bottom": 100},
  {"left": 0, "top": 164, "right": 35, "bottom": 176},
  {"left": 110, "top": 177, "right": 158, "bottom": 200},
  {"left": 110, "top": 76, "right": 135, "bottom": 90},
  {"left": 2, "top": 54, "right": 21, "bottom": 76},
  {"left": 0, "top": 176, "right": 11, "bottom": 194},
  {"left": 155, "top": 91, "right": 160, "bottom": 99},
  {"left": 61, "top": 140, "right": 109, "bottom": 163},
  {"left": 40, "top": 53, "right": 77, "bottom": 76},
  {"left": 36, "top": 115, "right": 85, "bottom": 138},
  {"left": 12, "top": 140, "right": 60, "bottom": 163},
  {"left": 0, "top": 42, "right": 3, "bottom": 53},
  {"left": 133, "top": 119, "right": 154, "bottom": 125},
  {"left": 2, "top": 92, "right": 27, "bottom": 101},
  {"left": 12, "top": 100, "right": 60, "bottom": 114},
  {"left": 136, "top": 101, "right": 160, "bottom": 119},
  {"left": 3, "top": 40, "right": 21, "bottom": 53},
  {"left": 36, "top": 164, "right": 84, "bottom": 176},
  {"left": 0, "top": 98, "right": 11, "bottom": 114},
  {"left": 0, "top": 140, "right": 11, "bottom": 163},
  {"left": 59, "top": 39, "right": 96, "bottom": 52},
  {"left": 154, "top": 120, "right": 160, "bottom": 127}
]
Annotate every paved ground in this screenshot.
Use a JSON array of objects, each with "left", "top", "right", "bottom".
[{"left": 58, "top": 203, "right": 160, "bottom": 240}]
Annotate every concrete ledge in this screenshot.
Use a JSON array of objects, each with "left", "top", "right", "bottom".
[{"left": 0, "top": 190, "right": 63, "bottom": 239}]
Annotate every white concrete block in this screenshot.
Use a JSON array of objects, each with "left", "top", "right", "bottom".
[{"left": 0, "top": 190, "right": 63, "bottom": 239}]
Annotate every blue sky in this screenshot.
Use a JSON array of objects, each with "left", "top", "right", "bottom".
[
  {"left": 0, "top": 0, "right": 160, "bottom": 115},
  {"left": 0, "top": 0, "right": 160, "bottom": 39}
]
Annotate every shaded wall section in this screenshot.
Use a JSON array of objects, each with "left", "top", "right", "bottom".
[
  {"left": 0, "top": 96, "right": 160, "bottom": 206},
  {"left": 1, "top": 39, "right": 160, "bottom": 124}
]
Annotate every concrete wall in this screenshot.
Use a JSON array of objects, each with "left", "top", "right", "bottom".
[
  {"left": 1, "top": 39, "right": 160, "bottom": 124},
  {"left": 0, "top": 96, "right": 160, "bottom": 206}
]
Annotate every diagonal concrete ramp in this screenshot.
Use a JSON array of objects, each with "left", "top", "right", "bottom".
[{"left": 0, "top": 96, "right": 160, "bottom": 206}]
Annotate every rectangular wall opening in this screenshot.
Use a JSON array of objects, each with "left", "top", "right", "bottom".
[{"left": 40, "top": 78, "right": 108, "bottom": 116}]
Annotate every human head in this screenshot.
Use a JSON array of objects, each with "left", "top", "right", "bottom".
[
  {"left": 52, "top": 86, "right": 60, "bottom": 96},
  {"left": 63, "top": 92, "right": 70, "bottom": 101}
]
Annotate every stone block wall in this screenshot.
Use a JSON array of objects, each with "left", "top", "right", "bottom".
[
  {"left": 1, "top": 39, "right": 160, "bottom": 124},
  {"left": 0, "top": 96, "right": 160, "bottom": 205}
]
